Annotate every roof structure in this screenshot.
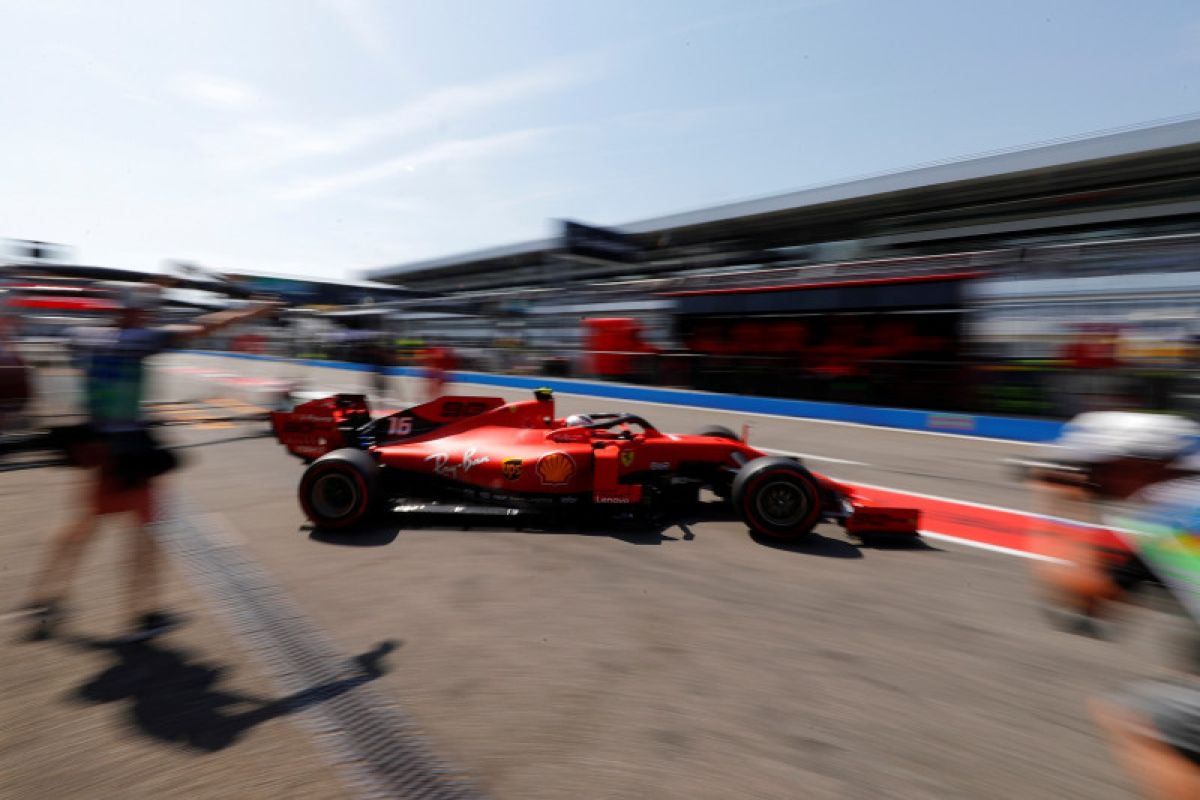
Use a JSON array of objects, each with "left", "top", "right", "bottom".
[{"left": 366, "top": 116, "right": 1200, "bottom": 291}]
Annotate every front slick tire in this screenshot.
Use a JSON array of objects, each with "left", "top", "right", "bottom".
[
  {"left": 731, "top": 457, "right": 822, "bottom": 542},
  {"left": 299, "top": 448, "right": 378, "bottom": 530}
]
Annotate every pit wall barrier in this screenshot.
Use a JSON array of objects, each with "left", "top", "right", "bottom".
[{"left": 180, "top": 350, "right": 1066, "bottom": 443}]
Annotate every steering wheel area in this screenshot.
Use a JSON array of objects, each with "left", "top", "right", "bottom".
[
  {"left": 559, "top": 410, "right": 662, "bottom": 441},
  {"left": 580, "top": 412, "right": 657, "bottom": 439}
]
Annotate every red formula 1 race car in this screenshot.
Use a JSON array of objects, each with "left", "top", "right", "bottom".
[{"left": 271, "top": 388, "right": 920, "bottom": 542}]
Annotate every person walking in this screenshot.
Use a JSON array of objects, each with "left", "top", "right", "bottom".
[{"left": 20, "top": 285, "right": 279, "bottom": 642}]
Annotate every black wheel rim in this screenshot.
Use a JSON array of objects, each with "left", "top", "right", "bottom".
[
  {"left": 312, "top": 472, "right": 359, "bottom": 519},
  {"left": 754, "top": 479, "right": 807, "bottom": 527}
]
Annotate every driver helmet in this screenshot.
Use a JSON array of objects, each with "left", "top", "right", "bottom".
[{"left": 563, "top": 414, "right": 594, "bottom": 428}]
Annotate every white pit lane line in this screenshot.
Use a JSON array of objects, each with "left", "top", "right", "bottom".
[
  {"left": 917, "top": 532, "right": 1068, "bottom": 564},
  {"left": 758, "top": 446, "right": 869, "bottom": 466}
]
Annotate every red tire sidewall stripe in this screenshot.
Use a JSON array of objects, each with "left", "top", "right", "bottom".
[{"left": 741, "top": 468, "right": 822, "bottom": 536}]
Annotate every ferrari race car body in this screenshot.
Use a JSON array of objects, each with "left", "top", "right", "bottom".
[{"left": 271, "top": 389, "right": 919, "bottom": 541}]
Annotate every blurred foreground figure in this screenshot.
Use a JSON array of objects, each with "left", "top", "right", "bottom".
[
  {"left": 1026, "top": 412, "right": 1200, "bottom": 798},
  {"left": 1027, "top": 412, "right": 1199, "bottom": 626},
  {"left": 1090, "top": 477, "right": 1200, "bottom": 799},
  {"left": 21, "top": 286, "right": 279, "bottom": 642}
]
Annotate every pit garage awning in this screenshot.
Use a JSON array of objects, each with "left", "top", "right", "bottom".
[{"left": 662, "top": 271, "right": 977, "bottom": 315}]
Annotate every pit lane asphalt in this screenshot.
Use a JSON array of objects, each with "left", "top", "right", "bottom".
[
  {"left": 70, "top": 359, "right": 1180, "bottom": 799},
  {"left": 6, "top": 358, "right": 1177, "bottom": 798}
]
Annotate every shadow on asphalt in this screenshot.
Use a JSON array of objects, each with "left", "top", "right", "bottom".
[
  {"left": 309, "top": 523, "right": 400, "bottom": 547},
  {"left": 308, "top": 515, "right": 683, "bottom": 547},
  {"left": 304, "top": 511, "right": 942, "bottom": 556},
  {"left": 856, "top": 535, "right": 943, "bottom": 552},
  {"left": 748, "top": 530, "right": 864, "bottom": 559},
  {"left": 64, "top": 635, "right": 399, "bottom": 753}
]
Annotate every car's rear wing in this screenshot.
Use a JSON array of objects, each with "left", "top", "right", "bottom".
[
  {"left": 271, "top": 393, "right": 512, "bottom": 461},
  {"left": 271, "top": 394, "right": 371, "bottom": 461}
]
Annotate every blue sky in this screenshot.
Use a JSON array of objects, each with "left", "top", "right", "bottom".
[{"left": 2, "top": 0, "right": 1199, "bottom": 280}]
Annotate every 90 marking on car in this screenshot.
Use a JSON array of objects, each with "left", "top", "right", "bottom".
[{"left": 441, "top": 400, "right": 489, "bottom": 418}]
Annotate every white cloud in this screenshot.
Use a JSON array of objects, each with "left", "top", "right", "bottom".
[
  {"left": 324, "top": 0, "right": 391, "bottom": 63},
  {"left": 172, "top": 71, "right": 259, "bottom": 110},
  {"left": 276, "top": 127, "right": 554, "bottom": 201},
  {"left": 40, "top": 44, "right": 158, "bottom": 106},
  {"left": 206, "top": 63, "right": 588, "bottom": 171}
]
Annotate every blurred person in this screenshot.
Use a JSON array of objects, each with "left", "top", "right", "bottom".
[
  {"left": 0, "top": 303, "right": 32, "bottom": 432},
  {"left": 1084, "top": 476, "right": 1200, "bottom": 799},
  {"left": 366, "top": 335, "right": 391, "bottom": 402},
  {"left": 1092, "top": 683, "right": 1200, "bottom": 800},
  {"left": 1065, "top": 323, "right": 1121, "bottom": 371},
  {"left": 1025, "top": 412, "right": 1200, "bottom": 632},
  {"left": 1061, "top": 324, "right": 1127, "bottom": 415},
  {"left": 1025, "top": 415, "right": 1200, "bottom": 798},
  {"left": 19, "top": 286, "right": 280, "bottom": 642},
  {"left": 421, "top": 343, "right": 456, "bottom": 401}
]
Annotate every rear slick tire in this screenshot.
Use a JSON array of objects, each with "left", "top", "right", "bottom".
[
  {"left": 695, "top": 424, "right": 740, "bottom": 441},
  {"left": 299, "top": 448, "right": 378, "bottom": 530},
  {"left": 731, "top": 456, "right": 822, "bottom": 541}
]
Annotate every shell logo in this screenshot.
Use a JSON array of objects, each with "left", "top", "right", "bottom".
[{"left": 536, "top": 451, "right": 576, "bottom": 485}]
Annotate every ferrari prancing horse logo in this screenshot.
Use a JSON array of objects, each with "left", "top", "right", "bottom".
[
  {"left": 536, "top": 452, "right": 576, "bottom": 485},
  {"left": 619, "top": 450, "right": 635, "bottom": 468}
]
